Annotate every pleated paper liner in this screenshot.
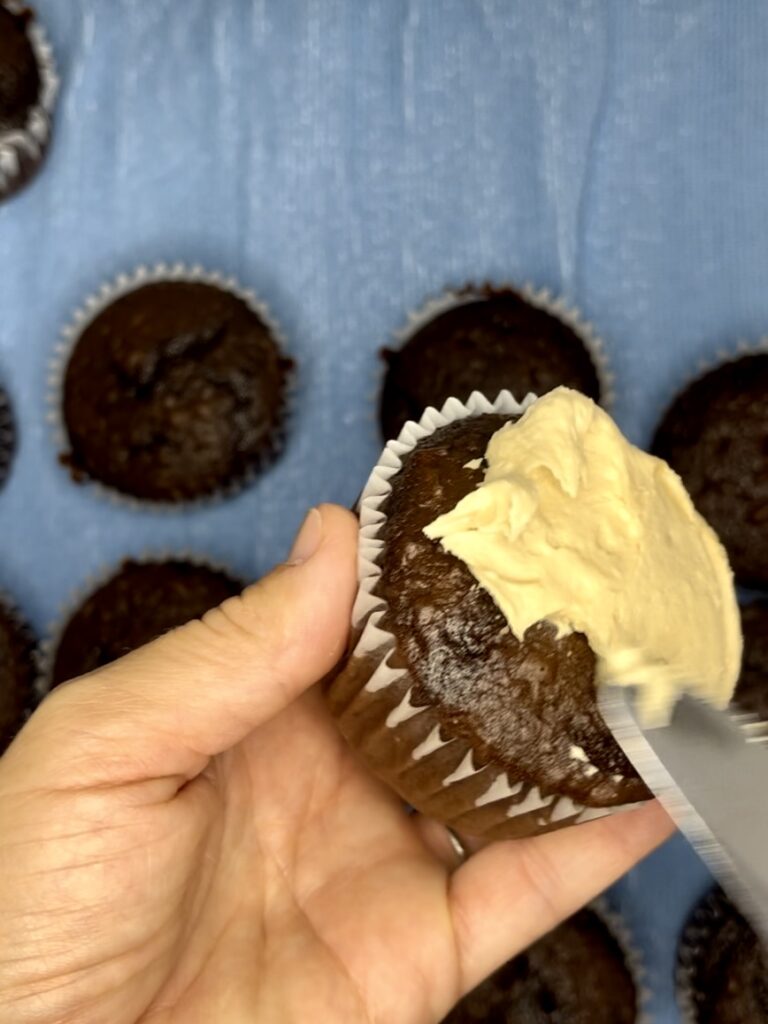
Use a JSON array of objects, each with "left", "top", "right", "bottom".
[
  {"left": 326, "top": 390, "right": 647, "bottom": 841},
  {"left": 0, "top": 383, "right": 16, "bottom": 490},
  {"left": 47, "top": 262, "right": 296, "bottom": 512},
  {"left": 36, "top": 550, "right": 245, "bottom": 698},
  {"left": 675, "top": 885, "right": 768, "bottom": 1024},
  {"left": 591, "top": 898, "right": 652, "bottom": 1024},
  {"left": 0, "top": 1, "right": 59, "bottom": 201},
  {"left": 375, "top": 281, "right": 615, "bottom": 443}
]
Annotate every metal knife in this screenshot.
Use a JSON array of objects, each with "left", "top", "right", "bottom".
[{"left": 598, "top": 685, "right": 768, "bottom": 942}]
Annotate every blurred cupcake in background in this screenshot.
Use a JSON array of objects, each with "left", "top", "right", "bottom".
[
  {"left": 379, "top": 283, "right": 611, "bottom": 441},
  {"left": 41, "top": 556, "right": 243, "bottom": 690},
  {"left": 51, "top": 265, "right": 295, "bottom": 507},
  {"left": 652, "top": 350, "right": 768, "bottom": 590},
  {"left": 0, "top": 1, "right": 58, "bottom": 201}
]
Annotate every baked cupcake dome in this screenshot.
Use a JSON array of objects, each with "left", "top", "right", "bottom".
[
  {"left": 327, "top": 400, "right": 650, "bottom": 841},
  {"left": 677, "top": 887, "right": 768, "bottom": 1024},
  {"left": 442, "top": 908, "right": 638, "bottom": 1024},
  {"left": 57, "top": 274, "right": 294, "bottom": 504},
  {"left": 651, "top": 352, "right": 768, "bottom": 589},
  {"left": 0, "top": 593, "right": 36, "bottom": 753},
  {"left": 48, "top": 558, "right": 243, "bottom": 687},
  {"left": 379, "top": 286, "right": 605, "bottom": 441}
]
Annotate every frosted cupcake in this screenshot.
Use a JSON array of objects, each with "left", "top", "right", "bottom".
[{"left": 327, "top": 388, "right": 740, "bottom": 839}]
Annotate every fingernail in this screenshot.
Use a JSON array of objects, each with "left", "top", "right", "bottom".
[{"left": 287, "top": 507, "right": 323, "bottom": 565}]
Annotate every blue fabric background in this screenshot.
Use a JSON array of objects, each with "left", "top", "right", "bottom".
[{"left": 4, "top": 1, "right": 766, "bottom": 1017}]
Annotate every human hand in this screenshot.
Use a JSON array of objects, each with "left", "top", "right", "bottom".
[{"left": 0, "top": 504, "right": 673, "bottom": 1024}]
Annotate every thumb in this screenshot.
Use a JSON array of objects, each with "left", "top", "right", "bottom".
[{"left": 15, "top": 504, "right": 358, "bottom": 786}]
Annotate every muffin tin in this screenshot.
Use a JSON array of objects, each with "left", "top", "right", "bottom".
[{"left": 3, "top": 4, "right": 768, "bottom": 1021}]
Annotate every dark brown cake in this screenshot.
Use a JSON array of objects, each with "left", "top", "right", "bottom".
[
  {"left": 50, "top": 559, "right": 243, "bottom": 686},
  {"left": 0, "top": 383, "right": 15, "bottom": 489},
  {"left": 0, "top": 5, "right": 40, "bottom": 133},
  {"left": 0, "top": 2, "right": 54, "bottom": 201},
  {"left": 733, "top": 602, "right": 768, "bottom": 720},
  {"left": 678, "top": 888, "right": 768, "bottom": 1023},
  {"left": 0, "top": 594, "right": 36, "bottom": 753},
  {"left": 443, "top": 909, "right": 637, "bottom": 1024},
  {"left": 379, "top": 288, "right": 603, "bottom": 440},
  {"left": 651, "top": 353, "right": 768, "bottom": 588},
  {"left": 328, "top": 414, "right": 649, "bottom": 839},
  {"left": 59, "top": 280, "right": 294, "bottom": 503}
]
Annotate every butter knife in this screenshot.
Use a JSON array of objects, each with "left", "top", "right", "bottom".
[{"left": 598, "top": 686, "right": 768, "bottom": 943}]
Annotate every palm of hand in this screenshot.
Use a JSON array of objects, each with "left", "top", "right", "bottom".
[
  {"left": 0, "top": 508, "right": 671, "bottom": 1024},
  {"left": 0, "top": 690, "right": 460, "bottom": 1024}
]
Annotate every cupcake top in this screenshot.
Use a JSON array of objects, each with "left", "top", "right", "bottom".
[
  {"left": 50, "top": 559, "right": 243, "bottom": 686},
  {"left": 651, "top": 352, "right": 768, "bottom": 588},
  {"left": 0, "top": 594, "right": 36, "bottom": 753},
  {"left": 680, "top": 888, "right": 768, "bottom": 1024},
  {"left": 59, "top": 279, "right": 294, "bottom": 503},
  {"left": 443, "top": 909, "right": 637, "bottom": 1024},
  {"left": 426, "top": 388, "right": 740, "bottom": 725},
  {"left": 379, "top": 287, "right": 603, "bottom": 440},
  {"left": 733, "top": 601, "right": 768, "bottom": 720},
  {"left": 377, "top": 408, "right": 648, "bottom": 810},
  {"left": 0, "top": 4, "right": 41, "bottom": 134}
]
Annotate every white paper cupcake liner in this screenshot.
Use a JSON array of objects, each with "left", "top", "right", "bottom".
[
  {"left": 36, "top": 549, "right": 245, "bottom": 698},
  {"left": 326, "top": 390, "right": 646, "bottom": 840},
  {"left": 0, "top": 1, "right": 59, "bottom": 200},
  {"left": 373, "top": 281, "right": 615, "bottom": 443},
  {"left": 47, "top": 262, "right": 295, "bottom": 512},
  {"left": 590, "top": 898, "right": 652, "bottom": 1024}
]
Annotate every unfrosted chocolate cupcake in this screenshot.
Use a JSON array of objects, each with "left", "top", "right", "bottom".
[
  {"left": 443, "top": 909, "right": 638, "bottom": 1024},
  {"left": 677, "top": 887, "right": 768, "bottom": 1024},
  {"left": 0, "top": 593, "right": 36, "bottom": 753},
  {"left": 733, "top": 601, "right": 768, "bottom": 720},
  {"left": 652, "top": 353, "right": 768, "bottom": 589},
  {"left": 327, "top": 397, "right": 650, "bottom": 840},
  {"left": 58, "top": 276, "right": 294, "bottom": 504},
  {"left": 49, "top": 559, "right": 243, "bottom": 687},
  {"left": 379, "top": 287, "right": 605, "bottom": 440},
  {"left": 0, "top": 2, "right": 57, "bottom": 201}
]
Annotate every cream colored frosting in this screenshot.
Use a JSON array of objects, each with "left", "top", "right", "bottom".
[{"left": 424, "top": 387, "right": 741, "bottom": 725}]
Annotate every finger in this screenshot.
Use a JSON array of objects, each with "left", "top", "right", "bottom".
[
  {"left": 448, "top": 801, "right": 674, "bottom": 996},
  {"left": 20, "top": 504, "right": 358, "bottom": 785},
  {"left": 412, "top": 814, "right": 466, "bottom": 870}
]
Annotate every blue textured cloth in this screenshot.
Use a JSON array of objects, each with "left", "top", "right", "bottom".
[{"left": 4, "top": 1, "right": 767, "bottom": 1018}]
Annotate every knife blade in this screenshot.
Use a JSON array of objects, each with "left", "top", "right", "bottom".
[{"left": 598, "top": 685, "right": 768, "bottom": 943}]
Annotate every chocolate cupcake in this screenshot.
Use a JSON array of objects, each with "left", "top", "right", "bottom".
[
  {"left": 0, "top": 382, "right": 16, "bottom": 489},
  {"left": 677, "top": 887, "right": 768, "bottom": 1023},
  {"left": 46, "top": 557, "right": 243, "bottom": 687},
  {"left": 53, "top": 266, "right": 294, "bottom": 505},
  {"left": 733, "top": 601, "right": 768, "bottom": 720},
  {"left": 651, "top": 351, "right": 768, "bottom": 589},
  {"left": 327, "top": 389, "right": 739, "bottom": 840},
  {"left": 0, "top": 2, "right": 58, "bottom": 202},
  {"left": 443, "top": 907, "right": 640, "bottom": 1024},
  {"left": 0, "top": 592, "right": 36, "bottom": 753},
  {"left": 379, "top": 285, "right": 609, "bottom": 441}
]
